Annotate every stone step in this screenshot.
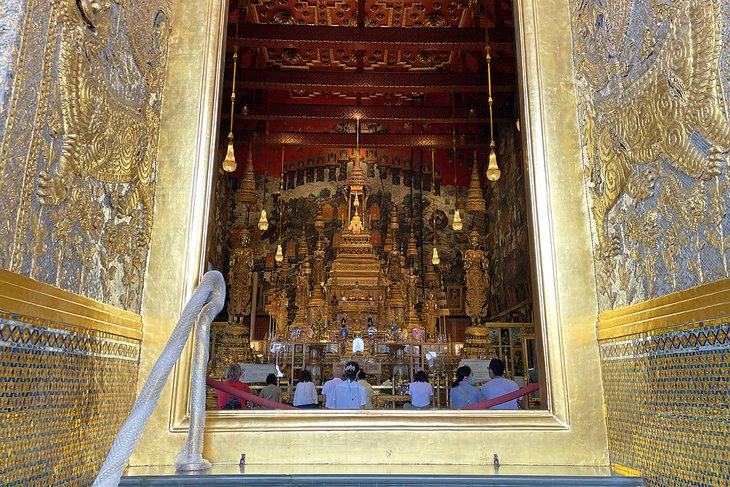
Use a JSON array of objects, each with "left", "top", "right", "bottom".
[{"left": 120, "top": 466, "right": 643, "bottom": 487}]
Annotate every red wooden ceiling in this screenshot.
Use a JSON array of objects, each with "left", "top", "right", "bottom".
[{"left": 222, "top": 0, "right": 518, "bottom": 175}]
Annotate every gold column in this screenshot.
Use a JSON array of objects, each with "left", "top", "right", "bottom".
[{"left": 131, "top": 0, "right": 228, "bottom": 465}]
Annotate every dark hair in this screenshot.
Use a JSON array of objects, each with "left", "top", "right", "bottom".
[
  {"left": 489, "top": 358, "right": 506, "bottom": 377},
  {"left": 414, "top": 370, "right": 429, "bottom": 383},
  {"left": 344, "top": 361, "right": 360, "bottom": 381},
  {"left": 266, "top": 373, "right": 278, "bottom": 385},
  {"left": 357, "top": 370, "right": 367, "bottom": 380},
  {"left": 299, "top": 370, "right": 312, "bottom": 382},
  {"left": 451, "top": 365, "right": 472, "bottom": 388}
]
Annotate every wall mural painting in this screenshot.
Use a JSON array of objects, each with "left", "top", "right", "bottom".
[
  {"left": 0, "top": 0, "right": 171, "bottom": 312},
  {"left": 571, "top": 0, "right": 730, "bottom": 311},
  {"left": 485, "top": 124, "right": 531, "bottom": 320}
]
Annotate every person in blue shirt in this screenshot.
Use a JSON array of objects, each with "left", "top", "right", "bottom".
[{"left": 450, "top": 365, "right": 485, "bottom": 409}]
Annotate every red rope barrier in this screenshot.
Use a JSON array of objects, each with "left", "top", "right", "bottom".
[
  {"left": 459, "top": 382, "right": 540, "bottom": 410},
  {"left": 206, "top": 377, "right": 297, "bottom": 410}
]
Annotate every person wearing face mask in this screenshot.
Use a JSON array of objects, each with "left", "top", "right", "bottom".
[{"left": 449, "top": 365, "right": 485, "bottom": 409}]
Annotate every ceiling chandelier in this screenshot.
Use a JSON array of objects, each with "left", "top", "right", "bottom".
[
  {"left": 451, "top": 116, "right": 463, "bottom": 231},
  {"left": 485, "top": 32, "right": 501, "bottom": 182},
  {"left": 275, "top": 146, "right": 285, "bottom": 264},
  {"left": 431, "top": 148, "right": 440, "bottom": 266},
  {"left": 222, "top": 46, "right": 238, "bottom": 173},
  {"left": 258, "top": 120, "right": 271, "bottom": 232}
]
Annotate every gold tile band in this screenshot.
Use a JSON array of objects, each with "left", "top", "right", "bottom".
[
  {"left": 610, "top": 464, "right": 642, "bottom": 477},
  {"left": 597, "top": 278, "right": 730, "bottom": 340},
  {"left": 0, "top": 269, "right": 142, "bottom": 340}
]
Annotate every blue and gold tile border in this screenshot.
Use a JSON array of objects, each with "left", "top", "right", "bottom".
[
  {"left": 0, "top": 269, "right": 142, "bottom": 340},
  {"left": 598, "top": 279, "right": 730, "bottom": 487},
  {"left": 0, "top": 314, "right": 141, "bottom": 486},
  {"left": 0, "top": 269, "right": 142, "bottom": 486}
]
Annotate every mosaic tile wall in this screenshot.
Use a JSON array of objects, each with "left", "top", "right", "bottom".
[
  {"left": 0, "top": 311, "right": 140, "bottom": 486},
  {"left": 599, "top": 321, "right": 730, "bottom": 486}
]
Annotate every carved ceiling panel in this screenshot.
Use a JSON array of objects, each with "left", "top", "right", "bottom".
[{"left": 225, "top": 0, "right": 515, "bottom": 148}]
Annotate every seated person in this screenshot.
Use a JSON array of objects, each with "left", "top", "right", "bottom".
[
  {"left": 449, "top": 365, "right": 485, "bottom": 409},
  {"left": 217, "top": 364, "right": 251, "bottom": 410},
  {"left": 357, "top": 370, "right": 374, "bottom": 410},
  {"left": 480, "top": 358, "right": 521, "bottom": 410},
  {"left": 259, "top": 373, "right": 282, "bottom": 407},
  {"left": 293, "top": 369, "right": 319, "bottom": 409},
  {"left": 404, "top": 370, "right": 433, "bottom": 409},
  {"left": 333, "top": 361, "right": 366, "bottom": 410},
  {"left": 322, "top": 374, "right": 343, "bottom": 409}
]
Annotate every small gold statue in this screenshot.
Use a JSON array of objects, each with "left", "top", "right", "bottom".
[{"left": 348, "top": 194, "right": 364, "bottom": 234}]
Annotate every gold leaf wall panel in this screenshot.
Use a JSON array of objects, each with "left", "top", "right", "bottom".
[
  {"left": 570, "top": 0, "right": 730, "bottom": 311},
  {"left": 572, "top": 2, "right": 730, "bottom": 484},
  {"left": 0, "top": 0, "right": 172, "bottom": 313}
]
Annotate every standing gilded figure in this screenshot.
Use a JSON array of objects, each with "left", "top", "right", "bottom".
[
  {"left": 464, "top": 231, "right": 490, "bottom": 325},
  {"left": 228, "top": 230, "right": 254, "bottom": 321}
]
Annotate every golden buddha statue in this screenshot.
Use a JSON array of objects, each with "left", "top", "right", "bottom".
[{"left": 348, "top": 194, "right": 364, "bottom": 234}]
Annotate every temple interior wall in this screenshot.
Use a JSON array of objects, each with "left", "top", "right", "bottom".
[
  {"left": 569, "top": 0, "right": 730, "bottom": 484},
  {"left": 7, "top": 0, "right": 728, "bottom": 482}
]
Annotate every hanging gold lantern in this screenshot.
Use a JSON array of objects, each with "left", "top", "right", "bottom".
[
  {"left": 223, "top": 135, "right": 237, "bottom": 173},
  {"left": 452, "top": 209, "right": 463, "bottom": 231},
  {"left": 486, "top": 147, "right": 501, "bottom": 182},
  {"left": 222, "top": 48, "right": 239, "bottom": 172},
  {"left": 275, "top": 244, "right": 284, "bottom": 263},
  {"left": 431, "top": 246, "right": 440, "bottom": 266},
  {"left": 484, "top": 43, "right": 500, "bottom": 183},
  {"left": 258, "top": 209, "right": 269, "bottom": 231}
]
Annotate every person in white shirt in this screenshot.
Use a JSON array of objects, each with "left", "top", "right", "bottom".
[
  {"left": 404, "top": 370, "right": 433, "bottom": 409},
  {"left": 357, "top": 370, "right": 374, "bottom": 409},
  {"left": 293, "top": 369, "right": 319, "bottom": 408},
  {"left": 480, "top": 358, "right": 521, "bottom": 410},
  {"left": 332, "top": 361, "right": 366, "bottom": 410},
  {"left": 322, "top": 374, "right": 342, "bottom": 409}
]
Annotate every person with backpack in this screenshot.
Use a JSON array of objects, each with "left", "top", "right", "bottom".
[{"left": 217, "top": 363, "right": 250, "bottom": 410}]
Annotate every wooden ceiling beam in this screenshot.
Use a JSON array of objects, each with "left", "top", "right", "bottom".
[
  {"left": 227, "top": 25, "right": 513, "bottom": 51},
  {"left": 232, "top": 131, "right": 491, "bottom": 148},
  {"left": 222, "top": 104, "right": 509, "bottom": 123},
  {"left": 226, "top": 70, "right": 514, "bottom": 93}
]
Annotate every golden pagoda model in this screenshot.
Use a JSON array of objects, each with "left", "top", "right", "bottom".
[
  {"left": 465, "top": 158, "right": 486, "bottom": 213},
  {"left": 235, "top": 147, "right": 258, "bottom": 206},
  {"left": 326, "top": 153, "right": 384, "bottom": 334}
]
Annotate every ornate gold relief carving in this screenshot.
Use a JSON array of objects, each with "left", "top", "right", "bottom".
[
  {"left": 0, "top": 0, "right": 171, "bottom": 312},
  {"left": 571, "top": 0, "right": 730, "bottom": 310}
]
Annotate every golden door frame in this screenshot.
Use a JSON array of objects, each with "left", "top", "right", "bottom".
[{"left": 132, "top": 0, "right": 609, "bottom": 467}]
